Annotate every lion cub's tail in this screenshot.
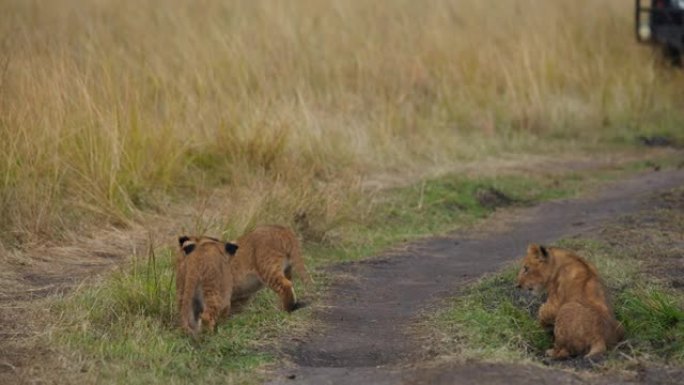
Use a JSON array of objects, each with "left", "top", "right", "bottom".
[
  {"left": 181, "top": 261, "right": 204, "bottom": 334},
  {"left": 290, "top": 237, "right": 313, "bottom": 285}
]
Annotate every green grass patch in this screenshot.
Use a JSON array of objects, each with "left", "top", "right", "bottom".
[
  {"left": 52, "top": 248, "right": 309, "bottom": 385},
  {"left": 52, "top": 171, "right": 587, "bottom": 383},
  {"left": 561, "top": 239, "right": 684, "bottom": 363},
  {"left": 617, "top": 287, "right": 684, "bottom": 361},
  {"left": 308, "top": 172, "right": 588, "bottom": 267},
  {"left": 430, "top": 237, "right": 684, "bottom": 367},
  {"left": 433, "top": 268, "right": 551, "bottom": 361},
  {"left": 50, "top": 163, "right": 673, "bottom": 383}
]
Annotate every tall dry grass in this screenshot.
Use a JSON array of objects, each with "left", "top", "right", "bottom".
[{"left": 1, "top": 0, "right": 682, "bottom": 245}]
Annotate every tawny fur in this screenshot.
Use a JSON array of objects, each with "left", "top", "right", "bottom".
[
  {"left": 230, "top": 225, "right": 311, "bottom": 312},
  {"left": 516, "top": 243, "right": 624, "bottom": 359},
  {"left": 176, "top": 236, "right": 238, "bottom": 335}
]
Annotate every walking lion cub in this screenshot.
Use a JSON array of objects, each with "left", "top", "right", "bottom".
[
  {"left": 230, "top": 225, "right": 311, "bottom": 312},
  {"left": 176, "top": 225, "right": 310, "bottom": 335},
  {"left": 176, "top": 236, "right": 239, "bottom": 335},
  {"left": 516, "top": 244, "right": 624, "bottom": 359}
]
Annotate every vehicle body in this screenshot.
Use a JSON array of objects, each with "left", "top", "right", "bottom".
[{"left": 636, "top": 0, "right": 684, "bottom": 63}]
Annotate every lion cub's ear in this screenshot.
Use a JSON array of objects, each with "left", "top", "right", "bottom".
[
  {"left": 539, "top": 245, "right": 549, "bottom": 259},
  {"left": 527, "top": 243, "right": 550, "bottom": 261},
  {"left": 179, "top": 236, "right": 190, "bottom": 246},
  {"left": 179, "top": 236, "right": 195, "bottom": 255},
  {"left": 225, "top": 242, "right": 239, "bottom": 256},
  {"left": 527, "top": 243, "right": 540, "bottom": 255}
]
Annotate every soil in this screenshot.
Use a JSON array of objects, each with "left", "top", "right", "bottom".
[
  {"left": 0, "top": 215, "right": 186, "bottom": 383},
  {"left": 267, "top": 169, "right": 684, "bottom": 385}
]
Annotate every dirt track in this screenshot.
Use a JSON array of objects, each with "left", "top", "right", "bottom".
[{"left": 267, "top": 169, "right": 684, "bottom": 385}]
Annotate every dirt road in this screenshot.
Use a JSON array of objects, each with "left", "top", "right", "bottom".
[{"left": 267, "top": 169, "right": 684, "bottom": 385}]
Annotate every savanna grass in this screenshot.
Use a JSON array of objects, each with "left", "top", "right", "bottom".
[
  {"left": 52, "top": 170, "right": 594, "bottom": 383},
  {"left": 2, "top": 0, "right": 684, "bottom": 245}
]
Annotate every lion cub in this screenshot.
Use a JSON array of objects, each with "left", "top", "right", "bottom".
[
  {"left": 516, "top": 244, "right": 624, "bottom": 359},
  {"left": 176, "top": 236, "right": 239, "bottom": 335},
  {"left": 230, "top": 225, "right": 311, "bottom": 312}
]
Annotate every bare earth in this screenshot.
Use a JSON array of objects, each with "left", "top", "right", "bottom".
[{"left": 267, "top": 169, "right": 684, "bottom": 385}]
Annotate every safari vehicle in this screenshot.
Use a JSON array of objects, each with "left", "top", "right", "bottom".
[{"left": 636, "top": 0, "right": 684, "bottom": 64}]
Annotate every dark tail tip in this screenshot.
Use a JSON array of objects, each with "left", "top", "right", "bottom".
[
  {"left": 192, "top": 297, "right": 203, "bottom": 322},
  {"left": 288, "top": 301, "right": 307, "bottom": 312}
]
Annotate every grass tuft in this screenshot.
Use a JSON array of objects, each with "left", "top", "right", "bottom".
[
  {"left": 431, "top": 237, "right": 684, "bottom": 367},
  {"left": 2, "top": 0, "right": 684, "bottom": 244},
  {"left": 435, "top": 269, "right": 552, "bottom": 361},
  {"left": 52, "top": 246, "right": 300, "bottom": 385},
  {"left": 617, "top": 287, "right": 684, "bottom": 360}
]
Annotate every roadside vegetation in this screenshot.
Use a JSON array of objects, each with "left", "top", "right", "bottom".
[
  {"left": 53, "top": 248, "right": 290, "bottom": 385},
  {"left": 430, "top": 195, "right": 684, "bottom": 369},
  {"left": 1, "top": 0, "right": 684, "bottom": 248},
  {"left": 3, "top": 0, "right": 684, "bottom": 383},
  {"left": 50, "top": 164, "right": 675, "bottom": 384}
]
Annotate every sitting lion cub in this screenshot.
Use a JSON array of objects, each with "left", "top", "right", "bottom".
[
  {"left": 176, "top": 236, "right": 239, "bottom": 335},
  {"left": 230, "top": 225, "right": 311, "bottom": 312},
  {"left": 516, "top": 244, "right": 624, "bottom": 359}
]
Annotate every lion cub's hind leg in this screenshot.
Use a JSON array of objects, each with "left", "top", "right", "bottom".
[{"left": 260, "top": 257, "right": 300, "bottom": 312}]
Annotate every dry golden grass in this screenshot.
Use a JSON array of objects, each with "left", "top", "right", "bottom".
[
  {"left": 0, "top": 0, "right": 683, "bottom": 246},
  {"left": 2, "top": 3, "right": 684, "bottom": 382}
]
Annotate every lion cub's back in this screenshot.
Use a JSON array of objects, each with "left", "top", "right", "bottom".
[
  {"left": 246, "top": 225, "right": 297, "bottom": 251},
  {"left": 551, "top": 248, "right": 610, "bottom": 311},
  {"left": 231, "top": 225, "right": 300, "bottom": 297},
  {"left": 236, "top": 225, "right": 299, "bottom": 261}
]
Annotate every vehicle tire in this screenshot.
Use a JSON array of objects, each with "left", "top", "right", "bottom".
[{"left": 663, "top": 44, "right": 682, "bottom": 67}]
